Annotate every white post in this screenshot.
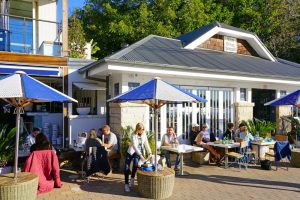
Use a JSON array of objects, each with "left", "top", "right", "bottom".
[
  {"left": 154, "top": 100, "right": 158, "bottom": 172},
  {"left": 14, "top": 107, "right": 21, "bottom": 181}
]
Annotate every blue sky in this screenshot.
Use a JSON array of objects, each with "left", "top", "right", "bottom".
[{"left": 57, "top": 0, "right": 85, "bottom": 21}]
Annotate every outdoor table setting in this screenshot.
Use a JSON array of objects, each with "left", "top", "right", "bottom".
[
  {"left": 206, "top": 141, "right": 240, "bottom": 168},
  {"left": 161, "top": 144, "right": 203, "bottom": 175},
  {"left": 251, "top": 140, "right": 275, "bottom": 161}
]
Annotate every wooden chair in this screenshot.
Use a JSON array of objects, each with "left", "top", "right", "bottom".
[
  {"left": 265, "top": 135, "right": 289, "bottom": 170},
  {"left": 226, "top": 141, "right": 248, "bottom": 169}
]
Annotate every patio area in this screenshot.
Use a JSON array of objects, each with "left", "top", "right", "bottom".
[{"left": 37, "top": 162, "right": 300, "bottom": 200}]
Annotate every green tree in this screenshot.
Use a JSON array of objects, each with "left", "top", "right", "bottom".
[
  {"left": 69, "top": 11, "right": 87, "bottom": 58},
  {"left": 76, "top": 0, "right": 300, "bottom": 63}
]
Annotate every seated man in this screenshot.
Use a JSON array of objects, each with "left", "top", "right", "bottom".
[
  {"left": 161, "top": 127, "right": 180, "bottom": 170},
  {"left": 195, "top": 124, "right": 221, "bottom": 165},
  {"left": 101, "top": 125, "right": 119, "bottom": 159},
  {"left": 189, "top": 123, "right": 200, "bottom": 145}
]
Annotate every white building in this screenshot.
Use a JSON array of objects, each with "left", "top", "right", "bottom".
[{"left": 79, "top": 22, "right": 300, "bottom": 144}]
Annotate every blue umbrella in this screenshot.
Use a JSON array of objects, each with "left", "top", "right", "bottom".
[
  {"left": 108, "top": 77, "right": 207, "bottom": 172},
  {"left": 0, "top": 71, "right": 77, "bottom": 180},
  {"left": 264, "top": 90, "right": 300, "bottom": 107}
]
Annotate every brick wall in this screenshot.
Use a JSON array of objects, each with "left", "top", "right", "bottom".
[{"left": 197, "top": 34, "right": 259, "bottom": 57}]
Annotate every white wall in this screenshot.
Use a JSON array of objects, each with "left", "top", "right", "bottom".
[
  {"left": 67, "top": 59, "right": 107, "bottom": 143},
  {"left": 37, "top": 0, "right": 58, "bottom": 53}
]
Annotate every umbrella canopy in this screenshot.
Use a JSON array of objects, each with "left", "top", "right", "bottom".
[
  {"left": 264, "top": 90, "right": 300, "bottom": 107},
  {"left": 109, "top": 77, "right": 207, "bottom": 108},
  {"left": 0, "top": 71, "right": 77, "bottom": 180},
  {"left": 108, "top": 77, "right": 207, "bottom": 172},
  {"left": 0, "top": 71, "right": 77, "bottom": 105}
]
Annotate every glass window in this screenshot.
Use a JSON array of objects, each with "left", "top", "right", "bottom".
[
  {"left": 128, "top": 82, "right": 140, "bottom": 91},
  {"left": 72, "top": 88, "right": 98, "bottom": 115},
  {"left": 240, "top": 88, "right": 247, "bottom": 101},
  {"left": 114, "top": 83, "right": 119, "bottom": 97},
  {"left": 9, "top": 17, "right": 33, "bottom": 53},
  {"left": 280, "top": 90, "right": 287, "bottom": 97}
]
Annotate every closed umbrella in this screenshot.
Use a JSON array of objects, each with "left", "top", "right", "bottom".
[
  {"left": 108, "top": 77, "right": 207, "bottom": 171},
  {"left": 0, "top": 71, "right": 77, "bottom": 180}
]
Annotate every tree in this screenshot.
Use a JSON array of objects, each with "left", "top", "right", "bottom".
[
  {"left": 69, "top": 12, "right": 87, "bottom": 59},
  {"left": 76, "top": 0, "right": 300, "bottom": 63}
]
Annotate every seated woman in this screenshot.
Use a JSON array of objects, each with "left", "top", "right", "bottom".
[
  {"left": 24, "top": 133, "right": 62, "bottom": 194},
  {"left": 85, "top": 129, "right": 103, "bottom": 151},
  {"left": 235, "top": 123, "right": 247, "bottom": 140},
  {"left": 243, "top": 127, "right": 254, "bottom": 150},
  {"left": 195, "top": 124, "right": 221, "bottom": 165}
]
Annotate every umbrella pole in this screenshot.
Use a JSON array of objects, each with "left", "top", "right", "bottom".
[
  {"left": 154, "top": 101, "right": 158, "bottom": 172},
  {"left": 14, "top": 107, "right": 21, "bottom": 181}
]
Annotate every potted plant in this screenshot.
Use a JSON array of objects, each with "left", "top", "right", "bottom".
[
  {"left": 242, "top": 118, "right": 276, "bottom": 138},
  {"left": 0, "top": 124, "right": 16, "bottom": 174}
]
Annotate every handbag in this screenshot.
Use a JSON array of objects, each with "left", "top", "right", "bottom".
[{"left": 260, "top": 160, "right": 271, "bottom": 170}]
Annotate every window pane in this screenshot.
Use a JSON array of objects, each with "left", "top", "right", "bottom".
[
  {"left": 114, "top": 83, "right": 119, "bottom": 96},
  {"left": 128, "top": 82, "right": 140, "bottom": 91},
  {"left": 240, "top": 88, "right": 247, "bottom": 101}
]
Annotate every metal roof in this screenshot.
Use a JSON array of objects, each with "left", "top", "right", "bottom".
[{"left": 103, "top": 35, "right": 300, "bottom": 80}]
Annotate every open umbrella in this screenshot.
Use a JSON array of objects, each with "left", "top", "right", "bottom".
[
  {"left": 264, "top": 90, "right": 300, "bottom": 107},
  {"left": 0, "top": 71, "right": 77, "bottom": 180},
  {"left": 108, "top": 77, "right": 207, "bottom": 171}
]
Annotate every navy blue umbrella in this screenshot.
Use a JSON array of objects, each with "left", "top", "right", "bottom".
[
  {"left": 0, "top": 71, "right": 77, "bottom": 180},
  {"left": 108, "top": 77, "right": 207, "bottom": 171},
  {"left": 265, "top": 90, "right": 300, "bottom": 107}
]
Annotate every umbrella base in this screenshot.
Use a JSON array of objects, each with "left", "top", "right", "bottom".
[
  {"left": 137, "top": 168, "right": 175, "bottom": 199},
  {"left": 0, "top": 172, "right": 38, "bottom": 200}
]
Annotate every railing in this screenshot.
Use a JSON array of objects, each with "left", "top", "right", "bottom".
[{"left": 0, "top": 13, "right": 62, "bottom": 56}]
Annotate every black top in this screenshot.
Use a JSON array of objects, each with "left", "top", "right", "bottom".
[
  {"left": 223, "top": 129, "right": 234, "bottom": 139},
  {"left": 189, "top": 131, "right": 199, "bottom": 145}
]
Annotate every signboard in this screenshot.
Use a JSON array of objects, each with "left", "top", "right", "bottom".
[{"left": 224, "top": 36, "right": 237, "bottom": 53}]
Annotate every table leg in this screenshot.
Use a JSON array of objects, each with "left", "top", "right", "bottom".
[
  {"left": 180, "top": 153, "right": 183, "bottom": 175},
  {"left": 258, "top": 145, "right": 261, "bottom": 162},
  {"left": 177, "top": 153, "right": 188, "bottom": 176},
  {"left": 225, "top": 148, "right": 228, "bottom": 168}
]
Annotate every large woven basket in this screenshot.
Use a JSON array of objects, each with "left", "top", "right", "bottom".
[
  {"left": 0, "top": 172, "right": 38, "bottom": 200},
  {"left": 291, "top": 149, "right": 300, "bottom": 168},
  {"left": 137, "top": 168, "right": 175, "bottom": 199}
]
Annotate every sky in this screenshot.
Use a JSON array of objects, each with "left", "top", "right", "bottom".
[{"left": 57, "top": 0, "right": 86, "bottom": 21}]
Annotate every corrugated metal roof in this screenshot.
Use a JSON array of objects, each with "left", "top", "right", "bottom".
[{"left": 105, "top": 35, "right": 300, "bottom": 79}]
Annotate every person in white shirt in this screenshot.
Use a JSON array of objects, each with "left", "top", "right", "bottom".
[
  {"left": 26, "top": 127, "right": 40, "bottom": 146},
  {"left": 124, "top": 123, "right": 152, "bottom": 192},
  {"left": 161, "top": 127, "right": 180, "bottom": 170}
]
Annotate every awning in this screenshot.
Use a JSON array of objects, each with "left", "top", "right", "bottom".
[
  {"left": 73, "top": 82, "right": 106, "bottom": 91},
  {"left": 0, "top": 64, "right": 62, "bottom": 77}
]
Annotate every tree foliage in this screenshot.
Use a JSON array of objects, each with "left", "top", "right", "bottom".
[{"left": 74, "top": 0, "right": 300, "bottom": 63}]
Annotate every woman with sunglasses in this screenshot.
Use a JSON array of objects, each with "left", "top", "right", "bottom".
[
  {"left": 195, "top": 124, "right": 221, "bottom": 165},
  {"left": 124, "top": 123, "right": 152, "bottom": 192}
]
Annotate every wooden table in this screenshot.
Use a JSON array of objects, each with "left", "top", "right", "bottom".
[
  {"left": 207, "top": 142, "right": 240, "bottom": 168},
  {"left": 251, "top": 141, "right": 275, "bottom": 161},
  {"left": 161, "top": 144, "right": 203, "bottom": 175}
]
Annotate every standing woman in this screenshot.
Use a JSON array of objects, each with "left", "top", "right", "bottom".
[{"left": 124, "top": 123, "right": 152, "bottom": 192}]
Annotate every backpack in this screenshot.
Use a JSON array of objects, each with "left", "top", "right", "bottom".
[{"left": 260, "top": 160, "right": 271, "bottom": 170}]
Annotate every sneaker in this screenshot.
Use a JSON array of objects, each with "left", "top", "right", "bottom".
[
  {"left": 124, "top": 184, "right": 130, "bottom": 192},
  {"left": 129, "top": 178, "right": 134, "bottom": 188}
]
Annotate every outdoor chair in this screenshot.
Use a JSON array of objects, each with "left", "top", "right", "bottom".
[
  {"left": 80, "top": 146, "right": 111, "bottom": 183},
  {"left": 225, "top": 141, "right": 248, "bottom": 170},
  {"left": 265, "top": 135, "right": 291, "bottom": 170}
]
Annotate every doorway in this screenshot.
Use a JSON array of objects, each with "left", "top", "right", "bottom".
[{"left": 252, "top": 89, "right": 276, "bottom": 122}]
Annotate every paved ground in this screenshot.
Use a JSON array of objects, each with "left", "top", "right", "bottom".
[{"left": 37, "top": 162, "right": 300, "bottom": 200}]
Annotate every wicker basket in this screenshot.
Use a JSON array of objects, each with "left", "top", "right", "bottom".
[
  {"left": 0, "top": 172, "right": 38, "bottom": 200},
  {"left": 137, "top": 168, "right": 175, "bottom": 199}
]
